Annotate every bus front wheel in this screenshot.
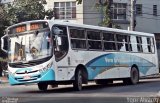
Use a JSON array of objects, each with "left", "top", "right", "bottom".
[
  {"left": 73, "top": 69, "right": 83, "bottom": 91},
  {"left": 38, "top": 82, "right": 48, "bottom": 91}
]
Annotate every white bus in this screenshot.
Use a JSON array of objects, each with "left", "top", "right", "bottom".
[{"left": 1, "top": 20, "right": 159, "bottom": 91}]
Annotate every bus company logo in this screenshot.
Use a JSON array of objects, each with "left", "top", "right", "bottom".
[{"left": 105, "top": 57, "right": 114, "bottom": 63}]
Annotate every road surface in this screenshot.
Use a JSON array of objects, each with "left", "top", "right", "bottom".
[{"left": 0, "top": 78, "right": 160, "bottom": 103}]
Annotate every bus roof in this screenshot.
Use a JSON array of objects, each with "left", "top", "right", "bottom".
[
  {"left": 50, "top": 20, "right": 154, "bottom": 37},
  {"left": 7, "top": 20, "right": 154, "bottom": 37}
]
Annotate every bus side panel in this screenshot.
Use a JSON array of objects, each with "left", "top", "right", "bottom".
[{"left": 84, "top": 53, "right": 158, "bottom": 80}]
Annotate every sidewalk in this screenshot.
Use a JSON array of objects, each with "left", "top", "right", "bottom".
[{"left": 0, "top": 76, "right": 8, "bottom": 84}]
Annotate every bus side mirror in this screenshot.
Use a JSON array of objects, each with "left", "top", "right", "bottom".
[
  {"left": 1, "top": 35, "right": 8, "bottom": 53},
  {"left": 52, "top": 27, "right": 63, "bottom": 35}
]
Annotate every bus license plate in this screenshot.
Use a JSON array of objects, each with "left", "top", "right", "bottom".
[{"left": 23, "top": 76, "right": 31, "bottom": 80}]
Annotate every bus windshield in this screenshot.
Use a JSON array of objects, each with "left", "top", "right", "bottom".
[{"left": 8, "top": 30, "right": 52, "bottom": 63}]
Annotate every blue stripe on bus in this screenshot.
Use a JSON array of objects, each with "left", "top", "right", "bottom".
[{"left": 85, "top": 53, "right": 156, "bottom": 80}]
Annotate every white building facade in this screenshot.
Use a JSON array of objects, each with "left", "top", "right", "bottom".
[{"left": 45, "top": 0, "right": 160, "bottom": 34}]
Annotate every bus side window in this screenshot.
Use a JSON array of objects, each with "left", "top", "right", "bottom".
[
  {"left": 150, "top": 38, "right": 155, "bottom": 53},
  {"left": 130, "top": 35, "right": 138, "bottom": 52},
  {"left": 103, "top": 32, "right": 116, "bottom": 51},
  {"left": 70, "top": 28, "right": 86, "bottom": 49},
  {"left": 136, "top": 36, "right": 143, "bottom": 52},
  {"left": 87, "top": 30, "right": 102, "bottom": 50},
  {"left": 116, "top": 34, "right": 128, "bottom": 52}
]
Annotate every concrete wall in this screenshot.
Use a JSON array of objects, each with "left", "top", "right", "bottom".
[
  {"left": 83, "top": 0, "right": 101, "bottom": 26},
  {"left": 135, "top": 0, "right": 160, "bottom": 33}
]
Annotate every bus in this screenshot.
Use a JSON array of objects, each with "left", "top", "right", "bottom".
[{"left": 1, "top": 20, "right": 159, "bottom": 91}]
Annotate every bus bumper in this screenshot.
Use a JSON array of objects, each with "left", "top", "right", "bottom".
[{"left": 8, "top": 69, "right": 55, "bottom": 85}]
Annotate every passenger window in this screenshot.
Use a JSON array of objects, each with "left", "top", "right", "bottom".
[
  {"left": 103, "top": 32, "right": 116, "bottom": 51},
  {"left": 87, "top": 30, "right": 101, "bottom": 40},
  {"left": 103, "top": 33, "right": 115, "bottom": 41},
  {"left": 116, "top": 34, "right": 129, "bottom": 52},
  {"left": 130, "top": 35, "right": 138, "bottom": 52},
  {"left": 150, "top": 38, "right": 155, "bottom": 53},
  {"left": 70, "top": 28, "right": 86, "bottom": 49},
  {"left": 70, "top": 29, "right": 85, "bottom": 38},
  {"left": 142, "top": 37, "right": 149, "bottom": 53},
  {"left": 136, "top": 36, "right": 143, "bottom": 52},
  {"left": 104, "top": 42, "right": 116, "bottom": 50},
  {"left": 87, "top": 30, "right": 102, "bottom": 50}
]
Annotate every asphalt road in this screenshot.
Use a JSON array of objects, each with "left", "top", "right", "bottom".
[{"left": 1, "top": 78, "right": 160, "bottom": 103}]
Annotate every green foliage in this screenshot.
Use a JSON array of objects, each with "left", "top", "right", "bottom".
[
  {"left": 5, "top": 0, "right": 46, "bottom": 24},
  {"left": 3, "top": 0, "right": 53, "bottom": 25},
  {"left": 45, "top": 9, "right": 54, "bottom": 19},
  {"left": 76, "top": 0, "right": 82, "bottom": 4}
]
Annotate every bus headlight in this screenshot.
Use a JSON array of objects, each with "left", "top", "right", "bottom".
[{"left": 8, "top": 70, "right": 15, "bottom": 76}]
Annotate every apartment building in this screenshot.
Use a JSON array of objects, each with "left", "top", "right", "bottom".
[{"left": 45, "top": 0, "right": 160, "bottom": 33}]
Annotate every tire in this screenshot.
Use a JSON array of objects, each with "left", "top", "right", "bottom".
[
  {"left": 38, "top": 82, "right": 48, "bottom": 91},
  {"left": 123, "top": 67, "right": 139, "bottom": 85},
  {"left": 130, "top": 67, "right": 139, "bottom": 85},
  {"left": 73, "top": 69, "right": 83, "bottom": 91}
]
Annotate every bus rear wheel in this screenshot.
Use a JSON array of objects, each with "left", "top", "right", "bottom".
[
  {"left": 123, "top": 67, "right": 139, "bottom": 85},
  {"left": 73, "top": 69, "right": 83, "bottom": 91},
  {"left": 130, "top": 67, "right": 139, "bottom": 84},
  {"left": 38, "top": 82, "right": 48, "bottom": 91}
]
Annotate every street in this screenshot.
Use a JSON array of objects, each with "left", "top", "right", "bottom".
[{"left": 0, "top": 78, "right": 160, "bottom": 103}]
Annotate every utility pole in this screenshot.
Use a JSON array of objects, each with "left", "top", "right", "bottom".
[{"left": 130, "top": 0, "right": 136, "bottom": 31}]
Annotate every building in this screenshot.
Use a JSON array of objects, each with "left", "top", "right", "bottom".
[{"left": 45, "top": 0, "right": 160, "bottom": 33}]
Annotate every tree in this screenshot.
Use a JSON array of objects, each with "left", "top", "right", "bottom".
[
  {"left": 5, "top": 0, "right": 54, "bottom": 24},
  {"left": 0, "top": 3, "right": 8, "bottom": 77}
]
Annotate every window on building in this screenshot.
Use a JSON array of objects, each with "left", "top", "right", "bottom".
[
  {"left": 111, "top": 3, "right": 127, "bottom": 20},
  {"left": 136, "top": 4, "right": 142, "bottom": 15},
  {"left": 54, "top": 2, "right": 76, "bottom": 19},
  {"left": 153, "top": 5, "right": 157, "bottom": 16}
]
